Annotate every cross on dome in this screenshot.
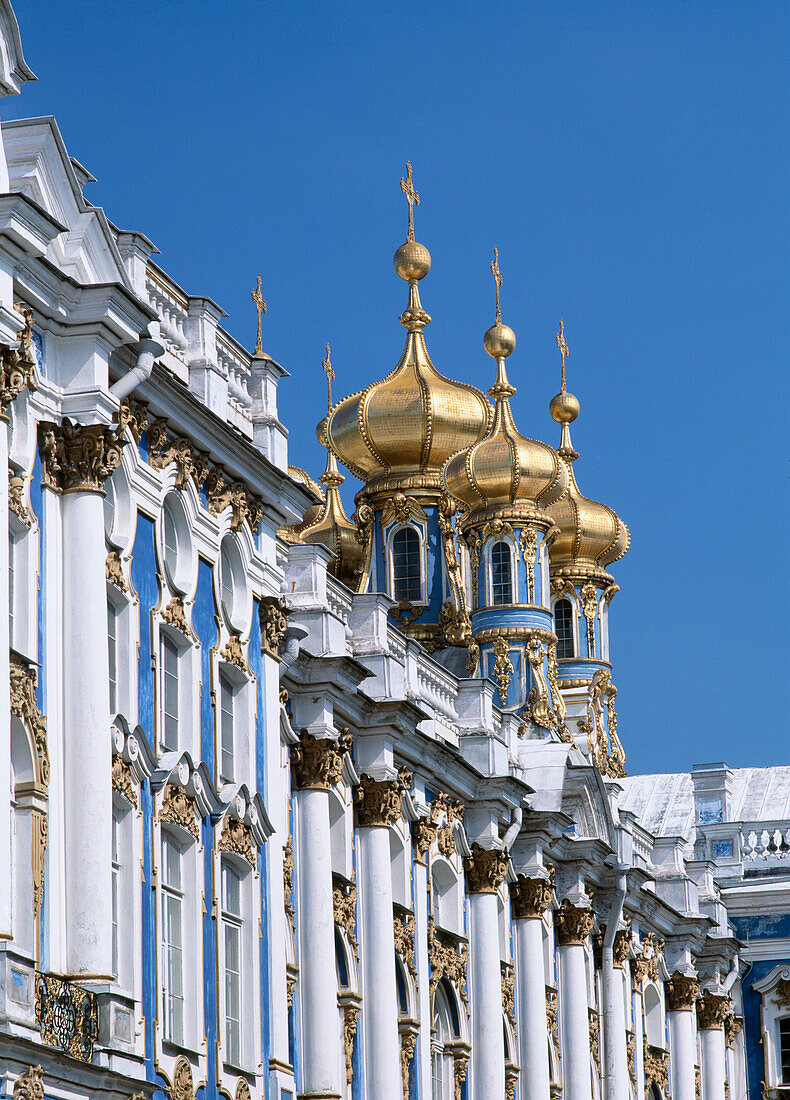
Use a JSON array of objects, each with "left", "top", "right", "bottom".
[
  {"left": 322, "top": 343, "right": 334, "bottom": 411},
  {"left": 491, "top": 246, "right": 503, "bottom": 324},
  {"left": 400, "top": 160, "right": 420, "bottom": 242},
  {"left": 251, "top": 274, "right": 267, "bottom": 356},
  {"left": 556, "top": 318, "right": 569, "bottom": 392}
]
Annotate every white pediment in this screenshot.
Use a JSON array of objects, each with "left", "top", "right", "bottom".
[{"left": 1, "top": 116, "right": 132, "bottom": 290}]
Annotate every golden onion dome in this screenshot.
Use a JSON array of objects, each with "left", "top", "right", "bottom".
[
  {"left": 326, "top": 163, "right": 491, "bottom": 495},
  {"left": 442, "top": 249, "right": 568, "bottom": 519},
  {"left": 545, "top": 323, "right": 629, "bottom": 576}
]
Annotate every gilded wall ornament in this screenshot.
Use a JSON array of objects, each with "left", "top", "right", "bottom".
[
  {"left": 114, "top": 397, "right": 149, "bottom": 444},
  {"left": 466, "top": 639, "right": 480, "bottom": 677},
  {"left": 162, "top": 596, "right": 193, "bottom": 637},
  {"left": 520, "top": 524, "right": 537, "bottom": 603},
  {"left": 148, "top": 422, "right": 200, "bottom": 490},
  {"left": 106, "top": 550, "right": 128, "bottom": 592},
  {"left": 0, "top": 322, "right": 36, "bottom": 418},
  {"left": 546, "top": 644, "right": 572, "bottom": 742},
  {"left": 10, "top": 653, "right": 49, "bottom": 790},
  {"left": 505, "top": 1063, "right": 519, "bottom": 1100},
  {"left": 632, "top": 933, "right": 664, "bottom": 985},
  {"left": 351, "top": 501, "right": 374, "bottom": 593},
  {"left": 354, "top": 773, "right": 406, "bottom": 828},
  {"left": 334, "top": 881, "right": 358, "bottom": 957},
  {"left": 283, "top": 837, "right": 294, "bottom": 933},
  {"left": 510, "top": 869, "right": 554, "bottom": 920},
  {"left": 491, "top": 636, "right": 515, "bottom": 706},
  {"left": 724, "top": 1012, "right": 743, "bottom": 1048},
  {"left": 234, "top": 1082, "right": 250, "bottom": 1100},
  {"left": 696, "top": 991, "right": 731, "bottom": 1031},
  {"left": 435, "top": 794, "right": 464, "bottom": 859},
  {"left": 665, "top": 972, "right": 700, "bottom": 1012},
  {"left": 207, "top": 469, "right": 258, "bottom": 531},
  {"left": 394, "top": 909, "right": 417, "bottom": 981},
  {"left": 218, "top": 815, "right": 256, "bottom": 867},
  {"left": 391, "top": 599, "right": 422, "bottom": 627},
  {"left": 580, "top": 580, "right": 597, "bottom": 657},
  {"left": 502, "top": 962, "right": 515, "bottom": 1028},
  {"left": 775, "top": 978, "right": 790, "bottom": 1007},
  {"left": 9, "top": 471, "right": 32, "bottom": 526},
  {"left": 112, "top": 753, "right": 138, "bottom": 808},
  {"left": 613, "top": 925, "right": 633, "bottom": 969},
  {"left": 171, "top": 1057, "right": 195, "bottom": 1100},
  {"left": 259, "top": 596, "right": 288, "bottom": 659},
  {"left": 466, "top": 531, "right": 482, "bottom": 597},
  {"left": 380, "top": 492, "right": 427, "bottom": 529},
  {"left": 412, "top": 817, "right": 438, "bottom": 862},
  {"left": 436, "top": 601, "right": 473, "bottom": 650},
  {"left": 400, "top": 1030, "right": 417, "bottom": 1098},
  {"left": 481, "top": 518, "right": 517, "bottom": 551},
  {"left": 32, "top": 812, "right": 47, "bottom": 921},
  {"left": 343, "top": 1004, "right": 359, "bottom": 1087},
  {"left": 626, "top": 1030, "right": 636, "bottom": 1090},
  {"left": 40, "top": 420, "right": 126, "bottom": 494},
  {"left": 546, "top": 987, "right": 559, "bottom": 1054},
  {"left": 589, "top": 1008, "right": 600, "bottom": 1071},
  {"left": 291, "top": 731, "right": 348, "bottom": 791},
  {"left": 453, "top": 1050, "right": 469, "bottom": 1100},
  {"left": 159, "top": 784, "right": 200, "bottom": 841},
  {"left": 13, "top": 1066, "right": 44, "bottom": 1100},
  {"left": 524, "top": 635, "right": 553, "bottom": 729},
  {"left": 428, "top": 917, "right": 469, "bottom": 1008},
  {"left": 554, "top": 898, "right": 594, "bottom": 946},
  {"left": 286, "top": 967, "right": 297, "bottom": 1009},
  {"left": 464, "top": 843, "right": 509, "bottom": 895},
  {"left": 695, "top": 1063, "right": 701, "bottom": 1100},
  {"left": 36, "top": 974, "right": 98, "bottom": 1062},
  {"left": 220, "top": 635, "right": 249, "bottom": 674},
  {"left": 643, "top": 1036, "right": 669, "bottom": 1096}
]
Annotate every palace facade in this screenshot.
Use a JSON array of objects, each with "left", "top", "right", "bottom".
[{"left": 0, "top": 5, "right": 788, "bottom": 1100}]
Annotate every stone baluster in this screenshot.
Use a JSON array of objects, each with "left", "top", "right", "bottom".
[
  {"left": 510, "top": 872, "right": 554, "bottom": 1100},
  {"left": 354, "top": 774, "right": 404, "bottom": 1100},
  {"left": 555, "top": 898, "right": 595, "bottom": 1100},
  {"left": 465, "top": 843, "right": 510, "bottom": 1099},
  {"left": 665, "top": 973, "right": 700, "bottom": 1100},
  {"left": 40, "top": 419, "right": 126, "bottom": 976},
  {"left": 291, "top": 731, "right": 347, "bottom": 1100},
  {"left": 697, "top": 991, "right": 730, "bottom": 1100}
]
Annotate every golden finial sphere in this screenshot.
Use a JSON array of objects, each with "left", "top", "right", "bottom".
[
  {"left": 316, "top": 415, "right": 329, "bottom": 446},
  {"left": 394, "top": 240, "right": 431, "bottom": 281},
  {"left": 483, "top": 322, "right": 516, "bottom": 359},
  {"left": 549, "top": 390, "right": 580, "bottom": 424}
]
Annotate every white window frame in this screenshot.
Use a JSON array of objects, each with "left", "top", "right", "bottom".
[
  {"left": 8, "top": 510, "right": 37, "bottom": 660},
  {"left": 217, "top": 854, "right": 257, "bottom": 1075},
  {"left": 387, "top": 522, "right": 427, "bottom": 606},
  {"left": 221, "top": 861, "right": 243, "bottom": 1068},
  {"left": 487, "top": 539, "right": 515, "bottom": 606},
  {"left": 161, "top": 829, "right": 186, "bottom": 1047},
  {"left": 218, "top": 668, "right": 235, "bottom": 783},
  {"left": 552, "top": 594, "right": 577, "bottom": 660}
]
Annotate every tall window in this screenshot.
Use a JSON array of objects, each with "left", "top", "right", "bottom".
[
  {"left": 392, "top": 527, "right": 422, "bottom": 603},
  {"left": 780, "top": 1018, "right": 790, "bottom": 1084},
  {"left": 431, "top": 983, "right": 455, "bottom": 1100},
  {"left": 162, "top": 496, "right": 179, "bottom": 588},
  {"left": 222, "top": 862, "right": 243, "bottom": 1066},
  {"left": 8, "top": 530, "right": 16, "bottom": 644},
  {"left": 219, "top": 671, "right": 235, "bottom": 783},
  {"left": 161, "top": 833, "right": 184, "bottom": 1046},
  {"left": 161, "top": 635, "right": 180, "bottom": 752},
  {"left": 111, "top": 805, "right": 122, "bottom": 979},
  {"left": 108, "top": 601, "right": 119, "bottom": 714},
  {"left": 490, "top": 541, "right": 513, "bottom": 605},
  {"left": 554, "top": 598, "right": 574, "bottom": 659}
]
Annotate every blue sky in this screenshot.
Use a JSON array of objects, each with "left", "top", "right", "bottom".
[{"left": 8, "top": 0, "right": 789, "bottom": 775}]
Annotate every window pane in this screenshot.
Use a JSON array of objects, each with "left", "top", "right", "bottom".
[
  {"left": 111, "top": 809, "right": 121, "bottom": 978},
  {"left": 223, "top": 863, "right": 241, "bottom": 916},
  {"left": 220, "top": 542, "right": 234, "bottom": 622},
  {"left": 161, "top": 635, "right": 179, "bottom": 751},
  {"left": 392, "top": 528, "right": 422, "bottom": 603},
  {"left": 224, "top": 920, "right": 242, "bottom": 1064},
  {"left": 163, "top": 833, "right": 182, "bottom": 890},
  {"left": 554, "top": 598, "right": 574, "bottom": 659},
  {"left": 163, "top": 500, "right": 178, "bottom": 583},
  {"left": 8, "top": 532, "right": 15, "bottom": 639},
  {"left": 490, "top": 541, "right": 512, "bottom": 605},
  {"left": 162, "top": 835, "right": 184, "bottom": 1046},
  {"left": 220, "top": 672, "right": 234, "bottom": 782},
  {"left": 781, "top": 1017, "right": 790, "bottom": 1083}
]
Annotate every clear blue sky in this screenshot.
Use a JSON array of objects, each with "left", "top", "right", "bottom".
[{"left": 8, "top": 0, "right": 789, "bottom": 775}]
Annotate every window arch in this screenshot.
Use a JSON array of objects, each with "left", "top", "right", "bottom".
[
  {"left": 554, "top": 597, "right": 574, "bottom": 659},
  {"left": 644, "top": 983, "right": 664, "bottom": 1048},
  {"left": 159, "top": 492, "right": 194, "bottom": 595},
  {"left": 432, "top": 981, "right": 456, "bottom": 1100},
  {"left": 392, "top": 527, "right": 422, "bottom": 603},
  {"left": 490, "top": 541, "right": 513, "bottom": 605}
]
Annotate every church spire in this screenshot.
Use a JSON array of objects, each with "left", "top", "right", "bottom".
[{"left": 549, "top": 318, "right": 580, "bottom": 460}]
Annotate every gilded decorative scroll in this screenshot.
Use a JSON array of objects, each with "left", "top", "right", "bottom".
[
  {"left": 334, "top": 881, "right": 358, "bottom": 958},
  {"left": 171, "top": 1057, "right": 195, "bottom": 1100},
  {"left": 491, "top": 636, "right": 514, "bottom": 706},
  {"left": 547, "top": 644, "right": 572, "bottom": 742},
  {"left": 643, "top": 1037, "right": 669, "bottom": 1097},
  {"left": 106, "top": 550, "right": 128, "bottom": 591},
  {"left": 283, "top": 837, "right": 294, "bottom": 933},
  {"left": 35, "top": 973, "right": 98, "bottom": 1062},
  {"left": 524, "top": 635, "right": 553, "bottom": 729},
  {"left": 554, "top": 898, "right": 594, "bottom": 946},
  {"left": 259, "top": 596, "right": 288, "bottom": 659},
  {"left": 12, "top": 1066, "right": 44, "bottom": 1100},
  {"left": 112, "top": 753, "right": 138, "bottom": 808},
  {"left": 0, "top": 315, "right": 36, "bottom": 418},
  {"left": 580, "top": 580, "right": 597, "bottom": 656},
  {"left": 394, "top": 908, "right": 417, "bottom": 981},
  {"left": 114, "top": 397, "right": 149, "bottom": 444},
  {"left": 519, "top": 524, "right": 537, "bottom": 603},
  {"left": 159, "top": 784, "right": 200, "bottom": 841},
  {"left": 218, "top": 815, "right": 256, "bottom": 867},
  {"left": 429, "top": 916, "right": 469, "bottom": 1009},
  {"left": 10, "top": 653, "right": 49, "bottom": 790},
  {"left": 502, "top": 962, "right": 515, "bottom": 1027},
  {"left": 400, "top": 1029, "right": 417, "bottom": 1098},
  {"left": 464, "top": 843, "right": 509, "bottom": 895},
  {"left": 162, "top": 596, "right": 193, "bottom": 637},
  {"left": 220, "top": 635, "right": 249, "bottom": 674},
  {"left": 343, "top": 1004, "right": 359, "bottom": 1086},
  {"left": 589, "top": 1008, "right": 600, "bottom": 1072}
]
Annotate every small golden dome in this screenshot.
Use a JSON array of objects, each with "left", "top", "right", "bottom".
[
  {"left": 394, "top": 240, "right": 431, "bottom": 282},
  {"left": 484, "top": 322, "right": 516, "bottom": 359},
  {"left": 549, "top": 390, "right": 580, "bottom": 424}
]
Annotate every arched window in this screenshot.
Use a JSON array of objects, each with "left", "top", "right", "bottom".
[
  {"left": 554, "top": 597, "right": 574, "bottom": 659},
  {"left": 644, "top": 984, "right": 663, "bottom": 1048},
  {"left": 392, "top": 527, "right": 422, "bottom": 603},
  {"left": 432, "top": 982, "right": 455, "bottom": 1100},
  {"left": 490, "top": 541, "right": 513, "bottom": 605}
]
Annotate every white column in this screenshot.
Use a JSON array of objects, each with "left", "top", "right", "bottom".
[
  {"left": 666, "top": 975, "right": 700, "bottom": 1100},
  {"left": 511, "top": 876, "right": 552, "bottom": 1100},
  {"left": 356, "top": 777, "right": 401, "bottom": 1100},
  {"left": 602, "top": 954, "right": 629, "bottom": 1100},
  {"left": 62, "top": 483, "right": 113, "bottom": 975},
  {"left": 413, "top": 827, "right": 432, "bottom": 1100},
  {"left": 295, "top": 780, "right": 343, "bottom": 1099},
  {"left": 0, "top": 413, "right": 11, "bottom": 939},
  {"left": 556, "top": 901, "right": 595, "bottom": 1100},
  {"left": 698, "top": 994, "right": 730, "bottom": 1100}
]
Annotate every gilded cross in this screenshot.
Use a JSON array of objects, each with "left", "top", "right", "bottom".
[
  {"left": 400, "top": 161, "right": 420, "bottom": 242},
  {"left": 251, "top": 274, "right": 267, "bottom": 356},
  {"left": 491, "top": 246, "right": 503, "bottom": 324},
  {"left": 322, "top": 342, "right": 334, "bottom": 411},
  {"left": 556, "top": 318, "right": 569, "bottom": 392}
]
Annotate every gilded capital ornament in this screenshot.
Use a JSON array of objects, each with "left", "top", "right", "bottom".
[
  {"left": 218, "top": 815, "right": 256, "bottom": 866},
  {"left": 613, "top": 925, "right": 633, "bottom": 969},
  {"left": 724, "top": 1012, "right": 743, "bottom": 1048},
  {"left": 510, "top": 870, "right": 554, "bottom": 919},
  {"left": 464, "top": 843, "right": 509, "bottom": 895},
  {"left": 665, "top": 972, "right": 700, "bottom": 1012},
  {"left": 354, "top": 773, "right": 406, "bottom": 828},
  {"left": 260, "top": 595, "right": 288, "bottom": 659},
  {"left": 40, "top": 420, "right": 126, "bottom": 494},
  {"left": 412, "top": 817, "right": 438, "bottom": 862},
  {"left": 554, "top": 898, "right": 595, "bottom": 946},
  {"left": 696, "top": 991, "right": 731, "bottom": 1031},
  {"left": 114, "top": 396, "right": 149, "bottom": 444},
  {"left": 291, "top": 731, "right": 347, "bottom": 791},
  {"left": 13, "top": 1066, "right": 44, "bottom": 1100}
]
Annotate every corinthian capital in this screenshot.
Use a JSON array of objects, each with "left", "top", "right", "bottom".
[
  {"left": 510, "top": 870, "right": 554, "bottom": 919},
  {"left": 291, "top": 731, "right": 347, "bottom": 791},
  {"left": 665, "top": 972, "right": 700, "bottom": 1012},
  {"left": 696, "top": 991, "right": 731, "bottom": 1031},
  {"left": 40, "top": 420, "right": 126, "bottom": 494},
  {"left": 0, "top": 311, "right": 36, "bottom": 419},
  {"left": 464, "top": 843, "right": 510, "bottom": 895},
  {"left": 554, "top": 898, "right": 595, "bottom": 946}
]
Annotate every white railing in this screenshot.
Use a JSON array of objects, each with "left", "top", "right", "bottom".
[
  {"left": 216, "top": 329, "right": 253, "bottom": 413},
  {"left": 145, "top": 266, "right": 188, "bottom": 358},
  {"left": 405, "top": 645, "right": 459, "bottom": 721},
  {"left": 326, "top": 576, "right": 353, "bottom": 628},
  {"left": 740, "top": 822, "right": 790, "bottom": 863}
]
